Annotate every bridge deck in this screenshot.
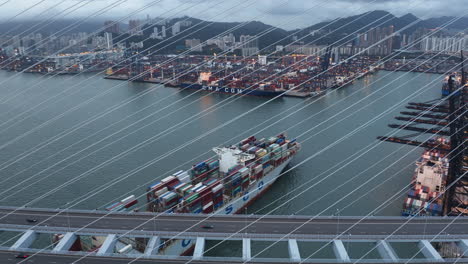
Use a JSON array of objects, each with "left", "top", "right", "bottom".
[
  {"left": 1, "top": 207, "right": 468, "bottom": 263},
  {"left": 0, "top": 207, "right": 467, "bottom": 239}
]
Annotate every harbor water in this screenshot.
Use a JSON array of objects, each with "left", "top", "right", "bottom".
[{"left": 0, "top": 70, "right": 443, "bottom": 215}]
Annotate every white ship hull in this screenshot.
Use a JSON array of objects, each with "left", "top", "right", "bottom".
[{"left": 158, "top": 158, "right": 292, "bottom": 256}]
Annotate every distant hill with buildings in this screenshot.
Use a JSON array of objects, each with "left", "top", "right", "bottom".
[
  {"left": 126, "top": 11, "right": 467, "bottom": 54},
  {"left": 1, "top": 11, "right": 466, "bottom": 37},
  {"left": 1, "top": 11, "right": 466, "bottom": 55},
  {"left": 0, "top": 19, "right": 112, "bottom": 36}
]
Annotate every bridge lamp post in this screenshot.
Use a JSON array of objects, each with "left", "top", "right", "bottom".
[
  {"left": 244, "top": 207, "right": 247, "bottom": 236},
  {"left": 335, "top": 209, "right": 340, "bottom": 237},
  {"left": 66, "top": 202, "right": 71, "bottom": 231},
  {"left": 423, "top": 216, "right": 428, "bottom": 240}
]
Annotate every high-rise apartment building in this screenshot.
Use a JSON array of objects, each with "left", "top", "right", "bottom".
[{"left": 104, "top": 21, "right": 120, "bottom": 34}]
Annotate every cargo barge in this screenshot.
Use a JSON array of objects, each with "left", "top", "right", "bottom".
[{"left": 401, "top": 138, "right": 449, "bottom": 216}]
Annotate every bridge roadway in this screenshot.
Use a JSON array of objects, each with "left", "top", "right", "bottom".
[{"left": 0, "top": 207, "right": 468, "bottom": 239}]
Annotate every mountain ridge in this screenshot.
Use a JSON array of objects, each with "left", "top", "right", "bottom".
[{"left": 2, "top": 11, "right": 467, "bottom": 36}]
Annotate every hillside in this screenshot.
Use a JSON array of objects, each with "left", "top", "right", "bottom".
[{"left": 1, "top": 11, "right": 466, "bottom": 54}]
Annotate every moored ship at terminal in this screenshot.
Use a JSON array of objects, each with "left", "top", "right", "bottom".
[
  {"left": 401, "top": 138, "right": 449, "bottom": 216},
  {"left": 179, "top": 71, "right": 286, "bottom": 97}
]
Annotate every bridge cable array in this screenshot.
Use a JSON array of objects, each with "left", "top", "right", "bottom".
[{"left": 0, "top": 0, "right": 464, "bottom": 262}]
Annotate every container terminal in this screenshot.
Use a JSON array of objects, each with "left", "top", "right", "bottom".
[{"left": 105, "top": 54, "right": 379, "bottom": 98}]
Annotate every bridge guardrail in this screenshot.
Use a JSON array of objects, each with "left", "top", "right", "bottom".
[
  {"left": 0, "top": 206, "right": 462, "bottom": 221},
  {"left": 1, "top": 224, "right": 468, "bottom": 241}
]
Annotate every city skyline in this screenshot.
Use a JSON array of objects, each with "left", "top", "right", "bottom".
[{"left": 3, "top": 0, "right": 468, "bottom": 30}]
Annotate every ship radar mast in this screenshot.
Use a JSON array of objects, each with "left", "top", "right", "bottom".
[{"left": 213, "top": 147, "right": 255, "bottom": 173}]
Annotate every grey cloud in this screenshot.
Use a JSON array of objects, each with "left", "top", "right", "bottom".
[{"left": 3, "top": 0, "right": 467, "bottom": 30}]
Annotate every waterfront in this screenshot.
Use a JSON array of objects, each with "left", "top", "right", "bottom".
[{"left": 0, "top": 70, "right": 443, "bottom": 219}]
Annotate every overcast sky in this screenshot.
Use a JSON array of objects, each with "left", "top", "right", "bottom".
[{"left": 3, "top": 0, "right": 466, "bottom": 30}]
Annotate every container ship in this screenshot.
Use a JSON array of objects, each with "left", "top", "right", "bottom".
[
  {"left": 401, "top": 138, "right": 449, "bottom": 216},
  {"left": 179, "top": 72, "right": 286, "bottom": 97},
  {"left": 73, "top": 133, "right": 300, "bottom": 255},
  {"left": 144, "top": 133, "right": 300, "bottom": 255}
]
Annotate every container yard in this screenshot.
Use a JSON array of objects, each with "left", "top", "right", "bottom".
[
  {"left": 383, "top": 57, "right": 461, "bottom": 74},
  {"left": 0, "top": 50, "right": 123, "bottom": 74},
  {"left": 104, "top": 54, "right": 379, "bottom": 97}
]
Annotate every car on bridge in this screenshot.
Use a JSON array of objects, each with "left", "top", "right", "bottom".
[{"left": 16, "top": 253, "right": 30, "bottom": 259}]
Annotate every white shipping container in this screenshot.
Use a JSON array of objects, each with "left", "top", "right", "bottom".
[
  {"left": 121, "top": 195, "right": 136, "bottom": 204},
  {"left": 160, "top": 191, "right": 173, "bottom": 200},
  {"left": 192, "top": 185, "right": 206, "bottom": 194},
  {"left": 203, "top": 201, "right": 214, "bottom": 210},
  {"left": 178, "top": 171, "right": 190, "bottom": 180},
  {"left": 405, "top": 198, "right": 411, "bottom": 206},
  {"left": 155, "top": 187, "right": 168, "bottom": 197},
  {"left": 162, "top": 176, "right": 177, "bottom": 183},
  {"left": 241, "top": 137, "right": 251, "bottom": 144},
  {"left": 173, "top": 170, "right": 184, "bottom": 177},
  {"left": 196, "top": 186, "right": 208, "bottom": 194},
  {"left": 212, "top": 184, "right": 223, "bottom": 193},
  {"left": 162, "top": 193, "right": 177, "bottom": 201}
]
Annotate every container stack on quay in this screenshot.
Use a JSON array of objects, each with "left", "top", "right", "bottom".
[
  {"left": 401, "top": 140, "right": 449, "bottom": 216},
  {"left": 104, "top": 54, "right": 379, "bottom": 97},
  {"left": 143, "top": 134, "right": 300, "bottom": 214},
  {"left": 383, "top": 58, "right": 461, "bottom": 74}
]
